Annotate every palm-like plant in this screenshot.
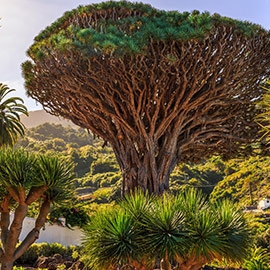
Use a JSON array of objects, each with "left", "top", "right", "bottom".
[
  {"left": 172, "top": 190, "right": 251, "bottom": 269},
  {"left": 140, "top": 194, "right": 187, "bottom": 270},
  {"left": 0, "top": 148, "right": 76, "bottom": 270},
  {"left": 0, "top": 148, "right": 36, "bottom": 203},
  {"left": 0, "top": 83, "right": 28, "bottom": 148},
  {"left": 213, "top": 199, "right": 251, "bottom": 262},
  {"left": 120, "top": 188, "right": 153, "bottom": 220},
  {"left": 82, "top": 207, "right": 143, "bottom": 270},
  {"left": 82, "top": 189, "right": 252, "bottom": 270},
  {"left": 33, "top": 154, "right": 75, "bottom": 204}
]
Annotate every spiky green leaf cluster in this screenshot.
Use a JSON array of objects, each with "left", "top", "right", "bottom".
[
  {"left": 26, "top": 1, "right": 268, "bottom": 59},
  {"left": 0, "top": 149, "right": 75, "bottom": 204},
  {"left": 0, "top": 148, "right": 35, "bottom": 188},
  {"left": 82, "top": 188, "right": 252, "bottom": 269},
  {"left": 35, "top": 154, "right": 76, "bottom": 203}
]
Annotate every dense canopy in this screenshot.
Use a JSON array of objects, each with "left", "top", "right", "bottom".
[{"left": 22, "top": 1, "right": 270, "bottom": 194}]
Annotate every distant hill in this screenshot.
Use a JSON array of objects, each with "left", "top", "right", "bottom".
[{"left": 20, "top": 109, "right": 78, "bottom": 129}]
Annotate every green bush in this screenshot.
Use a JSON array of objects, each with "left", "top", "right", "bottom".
[
  {"left": 49, "top": 206, "right": 90, "bottom": 228},
  {"left": 15, "top": 242, "right": 79, "bottom": 266},
  {"left": 16, "top": 243, "right": 40, "bottom": 265},
  {"left": 244, "top": 247, "right": 270, "bottom": 270}
]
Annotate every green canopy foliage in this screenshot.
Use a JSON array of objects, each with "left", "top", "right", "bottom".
[{"left": 26, "top": 1, "right": 267, "bottom": 59}]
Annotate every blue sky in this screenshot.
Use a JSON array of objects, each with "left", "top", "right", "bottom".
[{"left": 1, "top": 0, "right": 269, "bottom": 111}]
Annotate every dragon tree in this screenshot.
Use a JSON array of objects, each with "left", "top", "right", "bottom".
[{"left": 22, "top": 1, "right": 270, "bottom": 194}]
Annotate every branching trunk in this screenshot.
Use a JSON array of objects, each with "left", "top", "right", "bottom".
[
  {"left": 14, "top": 199, "right": 51, "bottom": 261},
  {"left": 112, "top": 135, "right": 178, "bottom": 194},
  {"left": 0, "top": 198, "right": 51, "bottom": 270},
  {"left": 0, "top": 204, "right": 28, "bottom": 270},
  {"left": 25, "top": 185, "right": 48, "bottom": 205}
]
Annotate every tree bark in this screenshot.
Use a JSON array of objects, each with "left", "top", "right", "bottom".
[
  {"left": 0, "top": 211, "right": 10, "bottom": 252},
  {"left": 14, "top": 199, "right": 51, "bottom": 261},
  {"left": 176, "top": 255, "right": 207, "bottom": 270},
  {"left": 0, "top": 204, "right": 28, "bottom": 270},
  {"left": 25, "top": 185, "right": 48, "bottom": 205},
  {"left": 0, "top": 199, "right": 51, "bottom": 270},
  {"left": 112, "top": 134, "right": 178, "bottom": 195}
]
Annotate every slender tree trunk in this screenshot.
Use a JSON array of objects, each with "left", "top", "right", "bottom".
[
  {"left": 14, "top": 199, "right": 51, "bottom": 261},
  {"left": 160, "top": 252, "right": 172, "bottom": 270},
  {"left": 0, "top": 212, "right": 10, "bottom": 250},
  {"left": 0, "top": 204, "right": 28, "bottom": 270},
  {"left": 0, "top": 199, "right": 51, "bottom": 270}
]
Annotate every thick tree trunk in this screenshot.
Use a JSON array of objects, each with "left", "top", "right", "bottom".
[
  {"left": 0, "top": 260, "right": 14, "bottom": 270},
  {"left": 112, "top": 134, "right": 178, "bottom": 195}
]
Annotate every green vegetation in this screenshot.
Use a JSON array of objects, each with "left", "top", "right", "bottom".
[
  {"left": 1, "top": 0, "right": 269, "bottom": 267},
  {"left": 82, "top": 189, "right": 251, "bottom": 270},
  {"left": 256, "top": 78, "right": 270, "bottom": 153},
  {"left": 15, "top": 242, "right": 79, "bottom": 266},
  {"left": 0, "top": 149, "right": 76, "bottom": 270},
  {"left": 210, "top": 156, "right": 270, "bottom": 207},
  {"left": 0, "top": 84, "right": 28, "bottom": 148},
  {"left": 22, "top": 1, "right": 270, "bottom": 194},
  {"left": 11, "top": 120, "right": 270, "bottom": 269},
  {"left": 28, "top": 2, "right": 265, "bottom": 58},
  {"left": 16, "top": 121, "right": 270, "bottom": 208},
  {"left": 244, "top": 247, "right": 270, "bottom": 270}
]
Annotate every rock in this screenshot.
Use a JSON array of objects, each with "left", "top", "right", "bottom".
[
  {"left": 35, "top": 254, "right": 65, "bottom": 269},
  {"left": 52, "top": 254, "right": 64, "bottom": 264},
  {"left": 34, "top": 256, "right": 49, "bottom": 268},
  {"left": 68, "top": 261, "right": 85, "bottom": 270}
]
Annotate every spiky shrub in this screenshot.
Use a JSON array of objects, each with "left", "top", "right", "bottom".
[
  {"left": 82, "top": 189, "right": 252, "bottom": 270},
  {"left": 82, "top": 207, "right": 143, "bottom": 269}
]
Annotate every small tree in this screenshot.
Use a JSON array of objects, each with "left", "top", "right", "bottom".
[
  {"left": 0, "top": 148, "right": 75, "bottom": 270},
  {"left": 22, "top": 1, "right": 270, "bottom": 194},
  {"left": 0, "top": 83, "right": 28, "bottom": 148}
]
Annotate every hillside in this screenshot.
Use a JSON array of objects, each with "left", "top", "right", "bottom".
[{"left": 21, "top": 109, "right": 78, "bottom": 129}]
